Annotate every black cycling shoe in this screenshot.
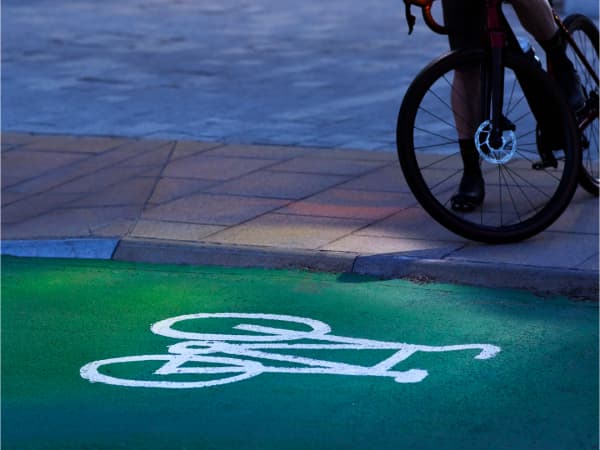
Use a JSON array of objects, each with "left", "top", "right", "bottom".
[{"left": 451, "top": 173, "right": 485, "bottom": 212}]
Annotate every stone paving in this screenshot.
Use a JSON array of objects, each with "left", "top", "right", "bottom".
[
  {"left": 5, "top": 0, "right": 596, "bottom": 149},
  {"left": 2, "top": 132, "right": 598, "bottom": 297},
  {"left": 2, "top": 0, "right": 422, "bottom": 148}
]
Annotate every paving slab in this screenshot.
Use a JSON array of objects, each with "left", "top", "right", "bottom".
[
  {"left": 277, "top": 188, "right": 413, "bottom": 220},
  {"left": 206, "top": 171, "right": 350, "bottom": 200},
  {"left": 269, "top": 156, "right": 387, "bottom": 176},
  {"left": 16, "top": 135, "right": 125, "bottom": 153},
  {"left": 204, "top": 213, "right": 369, "bottom": 250},
  {"left": 321, "top": 234, "right": 463, "bottom": 258},
  {"left": 148, "top": 178, "right": 220, "bottom": 205},
  {"left": 141, "top": 193, "right": 289, "bottom": 226},
  {"left": 354, "top": 207, "right": 464, "bottom": 241},
  {"left": 2, "top": 150, "right": 89, "bottom": 180},
  {"left": 1, "top": 132, "right": 46, "bottom": 147},
  {"left": 163, "top": 154, "right": 282, "bottom": 180},
  {"left": 337, "top": 165, "right": 411, "bottom": 193},
  {"left": 450, "top": 232, "right": 598, "bottom": 270},
  {"left": 3, "top": 206, "right": 140, "bottom": 239},
  {"left": 130, "top": 220, "right": 226, "bottom": 242},
  {"left": 201, "top": 143, "right": 315, "bottom": 160}
]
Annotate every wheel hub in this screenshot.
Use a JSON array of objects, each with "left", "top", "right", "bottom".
[{"left": 475, "top": 120, "right": 517, "bottom": 165}]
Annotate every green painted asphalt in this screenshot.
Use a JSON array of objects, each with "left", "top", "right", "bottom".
[{"left": 1, "top": 256, "right": 598, "bottom": 449}]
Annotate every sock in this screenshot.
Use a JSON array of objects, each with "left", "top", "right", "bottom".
[{"left": 459, "top": 138, "right": 481, "bottom": 177}]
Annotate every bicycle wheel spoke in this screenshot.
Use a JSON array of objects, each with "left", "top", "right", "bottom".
[
  {"left": 510, "top": 110, "right": 531, "bottom": 125},
  {"left": 418, "top": 103, "right": 462, "bottom": 132},
  {"left": 502, "top": 165, "right": 546, "bottom": 216},
  {"left": 418, "top": 151, "right": 461, "bottom": 170},
  {"left": 499, "top": 166, "right": 524, "bottom": 223},
  {"left": 415, "top": 141, "right": 459, "bottom": 151},
  {"left": 505, "top": 75, "right": 518, "bottom": 115},
  {"left": 506, "top": 93, "right": 527, "bottom": 117},
  {"left": 496, "top": 163, "right": 555, "bottom": 199},
  {"left": 426, "top": 167, "right": 462, "bottom": 194}
]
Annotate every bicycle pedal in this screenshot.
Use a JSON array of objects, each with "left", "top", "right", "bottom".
[
  {"left": 580, "top": 134, "right": 590, "bottom": 151},
  {"left": 532, "top": 159, "right": 558, "bottom": 170}
]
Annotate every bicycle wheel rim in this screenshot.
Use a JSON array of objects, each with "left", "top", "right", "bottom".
[
  {"left": 565, "top": 14, "right": 599, "bottom": 195},
  {"left": 397, "top": 50, "right": 580, "bottom": 243}
]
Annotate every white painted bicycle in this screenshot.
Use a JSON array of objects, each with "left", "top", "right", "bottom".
[{"left": 81, "top": 313, "right": 501, "bottom": 389}]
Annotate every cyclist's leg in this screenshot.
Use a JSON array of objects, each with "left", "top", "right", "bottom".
[
  {"left": 511, "top": 0, "right": 585, "bottom": 110},
  {"left": 441, "top": 0, "right": 486, "bottom": 211},
  {"left": 451, "top": 69, "right": 486, "bottom": 211},
  {"left": 441, "top": 0, "right": 483, "bottom": 140},
  {"left": 510, "top": 0, "right": 557, "bottom": 41}
]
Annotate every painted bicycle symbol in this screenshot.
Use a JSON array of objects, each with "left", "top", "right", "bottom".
[{"left": 80, "top": 313, "right": 501, "bottom": 389}]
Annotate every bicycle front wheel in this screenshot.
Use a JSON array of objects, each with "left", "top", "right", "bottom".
[
  {"left": 564, "top": 14, "right": 599, "bottom": 195},
  {"left": 397, "top": 49, "right": 580, "bottom": 243}
]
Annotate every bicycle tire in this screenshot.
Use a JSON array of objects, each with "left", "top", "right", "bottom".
[
  {"left": 564, "top": 14, "right": 599, "bottom": 196},
  {"left": 397, "top": 49, "right": 580, "bottom": 243}
]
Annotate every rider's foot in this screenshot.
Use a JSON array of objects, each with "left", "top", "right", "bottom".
[
  {"left": 451, "top": 139, "right": 485, "bottom": 212},
  {"left": 451, "top": 172, "right": 485, "bottom": 212}
]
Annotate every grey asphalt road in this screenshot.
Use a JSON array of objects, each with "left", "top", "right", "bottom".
[{"left": 2, "top": 0, "right": 598, "bottom": 150}]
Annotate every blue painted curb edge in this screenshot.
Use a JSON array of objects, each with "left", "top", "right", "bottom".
[{"left": 1, "top": 239, "right": 120, "bottom": 260}]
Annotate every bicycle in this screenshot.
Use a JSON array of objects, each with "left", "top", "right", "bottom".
[{"left": 397, "top": 0, "right": 598, "bottom": 243}]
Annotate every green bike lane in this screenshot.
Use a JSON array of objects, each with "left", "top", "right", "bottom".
[{"left": 2, "top": 256, "right": 598, "bottom": 449}]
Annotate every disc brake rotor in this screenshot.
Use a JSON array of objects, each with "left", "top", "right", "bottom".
[{"left": 475, "top": 120, "right": 517, "bottom": 165}]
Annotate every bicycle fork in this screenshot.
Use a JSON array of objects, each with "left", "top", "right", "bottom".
[
  {"left": 483, "top": 0, "right": 559, "bottom": 169},
  {"left": 474, "top": 0, "right": 519, "bottom": 164},
  {"left": 486, "top": 0, "right": 512, "bottom": 150}
]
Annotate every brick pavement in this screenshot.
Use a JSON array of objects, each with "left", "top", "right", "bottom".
[{"left": 2, "top": 132, "right": 598, "bottom": 298}]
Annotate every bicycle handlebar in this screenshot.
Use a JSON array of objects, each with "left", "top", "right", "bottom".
[{"left": 404, "top": 0, "right": 448, "bottom": 35}]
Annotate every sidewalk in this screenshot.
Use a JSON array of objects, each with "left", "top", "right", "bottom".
[{"left": 2, "top": 132, "right": 598, "bottom": 298}]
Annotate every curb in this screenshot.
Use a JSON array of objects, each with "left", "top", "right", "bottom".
[
  {"left": 353, "top": 254, "right": 598, "bottom": 299},
  {"left": 1, "top": 238, "right": 119, "bottom": 260},
  {"left": 2, "top": 238, "right": 597, "bottom": 299},
  {"left": 115, "top": 238, "right": 598, "bottom": 300},
  {"left": 113, "top": 238, "right": 357, "bottom": 273}
]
